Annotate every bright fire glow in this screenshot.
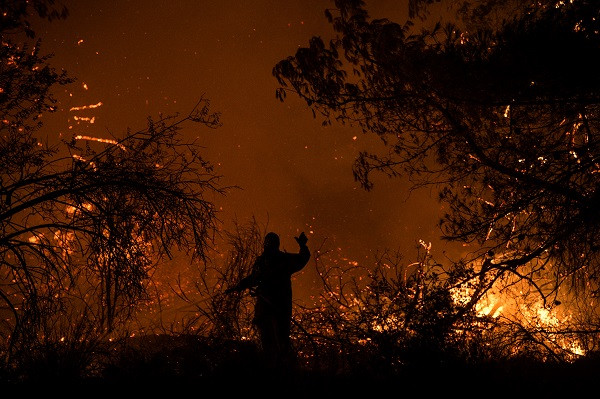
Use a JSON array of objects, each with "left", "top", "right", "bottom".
[{"left": 451, "top": 270, "right": 587, "bottom": 360}]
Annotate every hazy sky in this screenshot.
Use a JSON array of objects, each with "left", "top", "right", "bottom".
[{"left": 35, "top": 0, "right": 460, "bottom": 301}]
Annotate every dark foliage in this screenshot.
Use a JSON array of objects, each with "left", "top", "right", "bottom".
[
  {"left": 273, "top": 0, "right": 600, "bottom": 304},
  {"left": 0, "top": 1, "right": 225, "bottom": 365}
]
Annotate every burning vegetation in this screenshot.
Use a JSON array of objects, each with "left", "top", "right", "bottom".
[{"left": 2, "top": 0, "right": 600, "bottom": 389}]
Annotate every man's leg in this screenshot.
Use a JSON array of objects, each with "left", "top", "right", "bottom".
[
  {"left": 275, "top": 317, "right": 296, "bottom": 371},
  {"left": 257, "top": 317, "right": 279, "bottom": 368}
]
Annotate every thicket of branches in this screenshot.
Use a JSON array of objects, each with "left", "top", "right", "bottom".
[
  {"left": 0, "top": 0, "right": 225, "bottom": 373},
  {"left": 174, "top": 219, "right": 599, "bottom": 379}
]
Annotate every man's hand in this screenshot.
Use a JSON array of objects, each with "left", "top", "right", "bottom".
[{"left": 295, "top": 231, "right": 308, "bottom": 246}]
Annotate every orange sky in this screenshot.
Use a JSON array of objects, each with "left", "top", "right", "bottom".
[{"left": 35, "top": 0, "right": 460, "bottom": 302}]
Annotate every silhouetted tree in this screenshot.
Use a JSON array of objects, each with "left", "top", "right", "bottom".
[
  {"left": 0, "top": 0, "right": 68, "bottom": 38},
  {"left": 0, "top": 1, "right": 224, "bottom": 362},
  {"left": 273, "top": 0, "right": 600, "bottom": 303},
  {"left": 172, "top": 217, "right": 265, "bottom": 341}
]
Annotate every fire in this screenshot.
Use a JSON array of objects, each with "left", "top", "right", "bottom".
[
  {"left": 69, "top": 102, "right": 103, "bottom": 111},
  {"left": 451, "top": 269, "right": 587, "bottom": 359},
  {"left": 72, "top": 154, "right": 97, "bottom": 170},
  {"left": 473, "top": 293, "right": 504, "bottom": 317},
  {"left": 73, "top": 116, "right": 95, "bottom": 123},
  {"left": 75, "top": 135, "right": 126, "bottom": 150},
  {"left": 65, "top": 203, "right": 94, "bottom": 214}
]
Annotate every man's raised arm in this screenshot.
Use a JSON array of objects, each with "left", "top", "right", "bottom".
[{"left": 287, "top": 232, "right": 310, "bottom": 273}]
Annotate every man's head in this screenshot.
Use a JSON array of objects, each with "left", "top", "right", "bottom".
[{"left": 263, "top": 232, "right": 280, "bottom": 252}]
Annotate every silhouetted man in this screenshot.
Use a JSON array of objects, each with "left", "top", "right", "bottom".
[{"left": 226, "top": 231, "right": 310, "bottom": 369}]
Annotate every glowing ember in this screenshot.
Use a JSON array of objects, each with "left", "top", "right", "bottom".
[
  {"left": 69, "top": 102, "right": 103, "bottom": 111},
  {"left": 75, "top": 135, "right": 126, "bottom": 150},
  {"left": 73, "top": 115, "right": 95, "bottom": 123}
]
